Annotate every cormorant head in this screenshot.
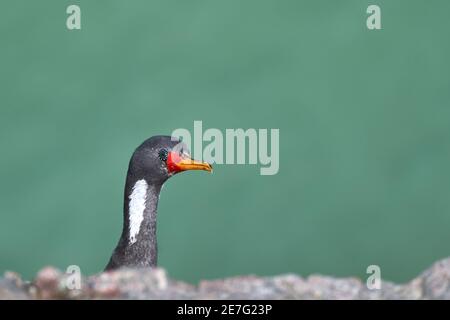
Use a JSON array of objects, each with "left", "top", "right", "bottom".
[{"left": 128, "top": 136, "right": 212, "bottom": 185}]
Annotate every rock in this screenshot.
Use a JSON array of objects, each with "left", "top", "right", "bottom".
[
  {"left": 421, "top": 258, "right": 450, "bottom": 299},
  {"left": 0, "top": 272, "right": 29, "bottom": 300},
  {"left": 33, "top": 266, "right": 64, "bottom": 299},
  {"left": 3, "top": 257, "right": 450, "bottom": 299}
]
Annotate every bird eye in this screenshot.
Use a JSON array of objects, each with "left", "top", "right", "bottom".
[{"left": 158, "top": 149, "right": 168, "bottom": 162}]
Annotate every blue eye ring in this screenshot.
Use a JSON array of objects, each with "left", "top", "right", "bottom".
[{"left": 158, "top": 149, "right": 168, "bottom": 162}]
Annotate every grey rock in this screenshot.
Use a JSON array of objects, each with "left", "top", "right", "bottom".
[
  {"left": 2, "top": 257, "right": 450, "bottom": 299},
  {"left": 0, "top": 272, "right": 29, "bottom": 300}
]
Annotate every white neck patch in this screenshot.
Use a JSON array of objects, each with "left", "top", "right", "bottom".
[{"left": 128, "top": 179, "right": 148, "bottom": 244}]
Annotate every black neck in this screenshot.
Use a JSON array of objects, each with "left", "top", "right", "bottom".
[{"left": 105, "top": 177, "right": 162, "bottom": 270}]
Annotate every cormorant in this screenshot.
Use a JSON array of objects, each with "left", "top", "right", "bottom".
[{"left": 105, "top": 136, "right": 212, "bottom": 270}]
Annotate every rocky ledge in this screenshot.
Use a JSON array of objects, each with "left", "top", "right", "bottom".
[{"left": 1, "top": 258, "right": 450, "bottom": 299}]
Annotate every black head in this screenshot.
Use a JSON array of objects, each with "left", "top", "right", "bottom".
[{"left": 127, "top": 136, "right": 212, "bottom": 185}]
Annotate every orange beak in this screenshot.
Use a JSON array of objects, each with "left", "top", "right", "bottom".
[
  {"left": 175, "top": 157, "right": 213, "bottom": 172},
  {"left": 167, "top": 152, "right": 213, "bottom": 173}
]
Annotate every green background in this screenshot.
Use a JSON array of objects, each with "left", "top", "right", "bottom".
[{"left": 1, "top": 0, "right": 449, "bottom": 283}]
